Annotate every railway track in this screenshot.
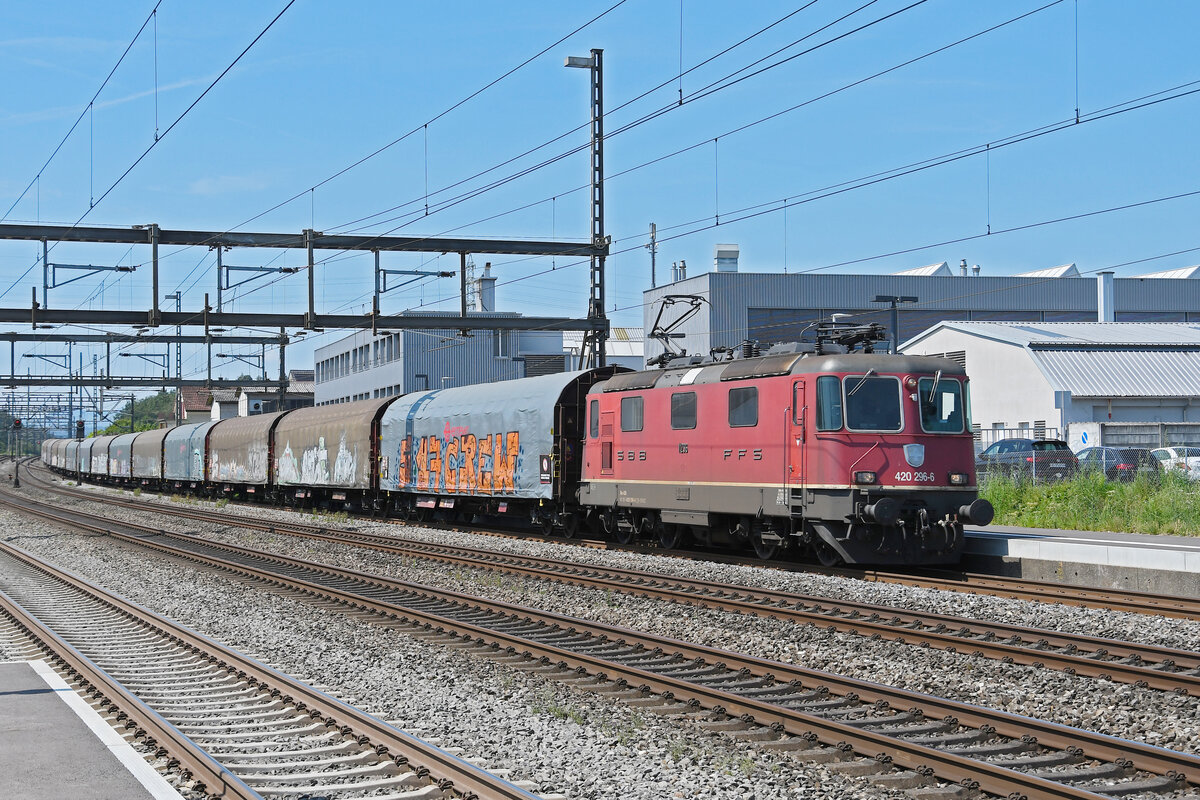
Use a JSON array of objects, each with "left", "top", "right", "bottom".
[
  {"left": 2, "top": 484, "right": 1196, "bottom": 800},
  {"left": 31, "top": 461, "right": 1200, "bottom": 620},
  {"left": 25, "top": 465, "right": 1200, "bottom": 695},
  {"left": 0, "top": 538, "right": 546, "bottom": 799}
]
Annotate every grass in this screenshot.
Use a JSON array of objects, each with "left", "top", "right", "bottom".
[{"left": 981, "top": 470, "right": 1200, "bottom": 536}]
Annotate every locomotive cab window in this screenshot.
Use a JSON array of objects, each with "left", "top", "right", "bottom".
[
  {"left": 671, "top": 392, "right": 697, "bottom": 430},
  {"left": 728, "top": 386, "right": 758, "bottom": 428},
  {"left": 844, "top": 375, "right": 902, "bottom": 432},
  {"left": 620, "top": 396, "right": 644, "bottom": 432},
  {"left": 815, "top": 375, "right": 843, "bottom": 431},
  {"left": 589, "top": 399, "right": 599, "bottom": 438},
  {"left": 918, "top": 377, "right": 964, "bottom": 433}
]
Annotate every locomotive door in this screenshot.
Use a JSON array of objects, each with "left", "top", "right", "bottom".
[
  {"left": 789, "top": 380, "right": 806, "bottom": 493},
  {"left": 599, "top": 411, "right": 615, "bottom": 476}
]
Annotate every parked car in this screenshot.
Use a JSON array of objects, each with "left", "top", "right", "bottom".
[
  {"left": 1151, "top": 446, "right": 1200, "bottom": 480},
  {"left": 1076, "top": 446, "right": 1163, "bottom": 483},
  {"left": 976, "top": 438, "right": 1079, "bottom": 482}
]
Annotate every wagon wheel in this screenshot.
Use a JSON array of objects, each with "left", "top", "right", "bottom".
[
  {"left": 561, "top": 513, "right": 581, "bottom": 539},
  {"left": 539, "top": 514, "right": 555, "bottom": 537}
]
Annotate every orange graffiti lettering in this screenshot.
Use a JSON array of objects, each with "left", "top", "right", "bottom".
[
  {"left": 427, "top": 435, "right": 441, "bottom": 492},
  {"left": 459, "top": 434, "right": 477, "bottom": 494},
  {"left": 415, "top": 437, "right": 429, "bottom": 489},
  {"left": 494, "top": 431, "right": 518, "bottom": 493},
  {"left": 478, "top": 434, "right": 493, "bottom": 494},
  {"left": 398, "top": 437, "right": 410, "bottom": 487}
]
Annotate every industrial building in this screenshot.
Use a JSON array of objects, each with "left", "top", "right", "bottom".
[
  {"left": 313, "top": 266, "right": 643, "bottom": 405},
  {"left": 902, "top": 320, "right": 1200, "bottom": 450},
  {"left": 642, "top": 246, "right": 1200, "bottom": 362}
]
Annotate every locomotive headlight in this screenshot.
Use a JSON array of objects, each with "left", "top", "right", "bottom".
[
  {"left": 949, "top": 472, "right": 969, "bottom": 485},
  {"left": 853, "top": 471, "right": 877, "bottom": 485}
]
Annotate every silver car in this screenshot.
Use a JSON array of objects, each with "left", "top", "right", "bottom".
[{"left": 1152, "top": 446, "right": 1200, "bottom": 479}]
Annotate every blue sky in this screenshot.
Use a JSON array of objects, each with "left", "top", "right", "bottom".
[{"left": 2, "top": 0, "right": 1198, "bottom": 385}]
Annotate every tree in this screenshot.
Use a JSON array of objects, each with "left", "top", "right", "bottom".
[{"left": 95, "top": 391, "right": 177, "bottom": 436}]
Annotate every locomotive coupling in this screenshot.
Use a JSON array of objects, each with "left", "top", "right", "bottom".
[
  {"left": 958, "top": 498, "right": 994, "bottom": 526},
  {"left": 862, "top": 497, "right": 900, "bottom": 526}
]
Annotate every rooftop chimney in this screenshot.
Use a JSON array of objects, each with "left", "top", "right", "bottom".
[
  {"left": 714, "top": 243, "right": 740, "bottom": 273},
  {"left": 972, "top": 264, "right": 981, "bottom": 277},
  {"left": 475, "top": 262, "right": 496, "bottom": 313},
  {"left": 1097, "top": 271, "right": 1115, "bottom": 322},
  {"left": 959, "top": 258, "right": 968, "bottom": 277}
]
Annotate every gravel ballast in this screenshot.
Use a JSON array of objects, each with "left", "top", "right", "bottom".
[
  {"left": 18, "top": 476, "right": 1200, "bottom": 770},
  {"left": 2, "top": 505, "right": 914, "bottom": 800}
]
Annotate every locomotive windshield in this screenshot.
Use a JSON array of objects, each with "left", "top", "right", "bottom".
[
  {"left": 844, "top": 375, "right": 902, "bottom": 432},
  {"left": 918, "top": 377, "right": 964, "bottom": 433}
]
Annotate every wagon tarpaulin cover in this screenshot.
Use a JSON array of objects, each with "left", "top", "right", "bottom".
[
  {"left": 65, "top": 439, "right": 80, "bottom": 471},
  {"left": 86, "top": 435, "right": 118, "bottom": 475},
  {"left": 132, "top": 427, "right": 171, "bottom": 479},
  {"left": 207, "top": 412, "right": 287, "bottom": 484},
  {"left": 109, "top": 432, "right": 139, "bottom": 478},
  {"left": 378, "top": 370, "right": 592, "bottom": 500},
  {"left": 163, "top": 421, "right": 218, "bottom": 481},
  {"left": 273, "top": 398, "right": 392, "bottom": 489}
]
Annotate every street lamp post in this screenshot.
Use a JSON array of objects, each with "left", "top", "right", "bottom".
[{"left": 872, "top": 295, "right": 919, "bottom": 354}]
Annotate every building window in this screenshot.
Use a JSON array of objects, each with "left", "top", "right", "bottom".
[
  {"left": 620, "top": 396, "right": 644, "bottom": 432},
  {"left": 670, "top": 392, "right": 697, "bottom": 430},
  {"left": 728, "top": 387, "right": 758, "bottom": 428}
]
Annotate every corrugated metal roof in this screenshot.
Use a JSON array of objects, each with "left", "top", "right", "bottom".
[
  {"left": 892, "top": 262, "right": 951, "bottom": 276},
  {"left": 1137, "top": 265, "right": 1200, "bottom": 279},
  {"left": 1015, "top": 263, "right": 1079, "bottom": 278},
  {"left": 908, "top": 321, "right": 1200, "bottom": 347},
  {"left": 1032, "top": 348, "right": 1200, "bottom": 397}
]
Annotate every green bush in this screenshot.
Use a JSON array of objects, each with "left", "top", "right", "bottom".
[{"left": 981, "top": 470, "right": 1200, "bottom": 536}]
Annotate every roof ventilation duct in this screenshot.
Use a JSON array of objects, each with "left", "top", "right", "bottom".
[{"left": 1097, "top": 270, "right": 1115, "bottom": 322}]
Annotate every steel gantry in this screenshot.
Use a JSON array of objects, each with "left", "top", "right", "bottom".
[{"left": 0, "top": 223, "right": 609, "bottom": 343}]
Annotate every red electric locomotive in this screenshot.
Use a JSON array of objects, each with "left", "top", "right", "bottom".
[{"left": 578, "top": 323, "right": 993, "bottom": 565}]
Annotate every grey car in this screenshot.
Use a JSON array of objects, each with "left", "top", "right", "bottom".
[{"left": 976, "top": 438, "right": 1079, "bottom": 482}]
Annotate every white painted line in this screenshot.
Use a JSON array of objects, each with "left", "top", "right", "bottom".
[
  {"left": 968, "top": 530, "right": 1200, "bottom": 553},
  {"left": 29, "top": 659, "right": 185, "bottom": 800}
]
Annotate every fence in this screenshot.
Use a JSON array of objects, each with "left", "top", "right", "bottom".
[
  {"left": 974, "top": 426, "right": 1061, "bottom": 453},
  {"left": 1098, "top": 423, "right": 1200, "bottom": 450}
]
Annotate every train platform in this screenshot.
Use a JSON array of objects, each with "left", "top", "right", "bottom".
[
  {"left": 963, "top": 525, "right": 1200, "bottom": 599},
  {"left": 0, "top": 659, "right": 183, "bottom": 800}
]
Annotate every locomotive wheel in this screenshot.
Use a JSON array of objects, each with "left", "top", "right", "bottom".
[
  {"left": 752, "top": 533, "right": 779, "bottom": 560},
  {"left": 814, "top": 541, "right": 842, "bottom": 567},
  {"left": 561, "top": 513, "right": 580, "bottom": 539},
  {"left": 658, "top": 522, "right": 685, "bottom": 550},
  {"left": 613, "top": 524, "right": 636, "bottom": 545}
]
